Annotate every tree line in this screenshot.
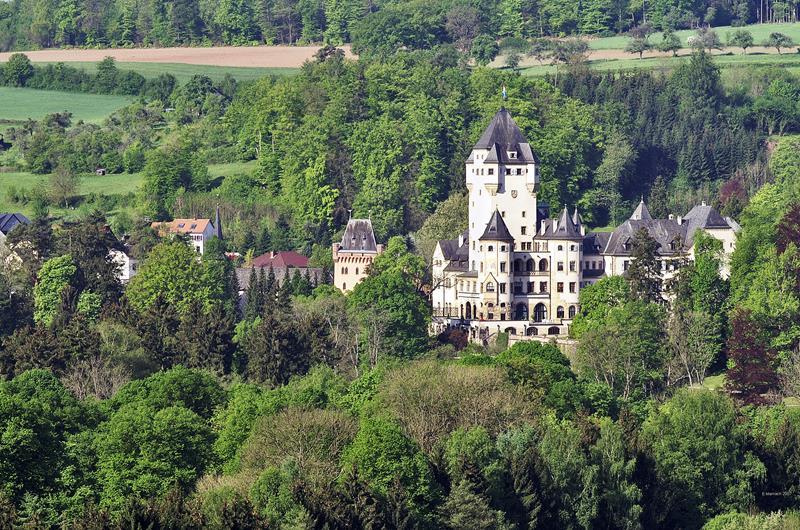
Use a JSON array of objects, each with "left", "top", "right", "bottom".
[{"left": 1, "top": 0, "right": 798, "bottom": 52}]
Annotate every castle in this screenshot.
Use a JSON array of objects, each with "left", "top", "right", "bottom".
[{"left": 431, "top": 109, "right": 739, "bottom": 342}]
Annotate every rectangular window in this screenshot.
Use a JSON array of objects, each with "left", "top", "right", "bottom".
[
  {"left": 569, "top": 282, "right": 576, "bottom": 293},
  {"left": 500, "top": 262, "right": 506, "bottom": 272},
  {"left": 522, "top": 211, "right": 526, "bottom": 218},
  {"left": 557, "top": 282, "right": 564, "bottom": 293},
  {"left": 569, "top": 261, "right": 576, "bottom": 272},
  {"left": 540, "top": 281, "right": 547, "bottom": 292},
  {"left": 557, "top": 262, "right": 564, "bottom": 272},
  {"left": 521, "top": 226, "right": 527, "bottom": 235},
  {"left": 488, "top": 168, "right": 494, "bottom": 175},
  {"left": 527, "top": 281, "right": 534, "bottom": 293},
  {"left": 623, "top": 260, "right": 629, "bottom": 271},
  {"left": 500, "top": 283, "right": 506, "bottom": 294},
  {"left": 505, "top": 168, "right": 511, "bottom": 175}
]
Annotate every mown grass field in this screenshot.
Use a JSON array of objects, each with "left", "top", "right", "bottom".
[
  {"left": 0, "top": 160, "right": 257, "bottom": 218},
  {"left": 520, "top": 49, "right": 800, "bottom": 76},
  {"left": 0, "top": 87, "right": 133, "bottom": 123},
  {"left": 32, "top": 61, "right": 300, "bottom": 83},
  {"left": 587, "top": 22, "right": 800, "bottom": 49}
]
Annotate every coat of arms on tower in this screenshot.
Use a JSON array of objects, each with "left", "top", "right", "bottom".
[{"left": 511, "top": 190, "right": 518, "bottom": 198}]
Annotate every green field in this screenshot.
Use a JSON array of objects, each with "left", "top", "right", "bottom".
[
  {"left": 0, "top": 87, "right": 133, "bottom": 123},
  {"left": 588, "top": 22, "right": 800, "bottom": 49},
  {"left": 520, "top": 49, "right": 800, "bottom": 76},
  {"left": 32, "top": 61, "right": 300, "bottom": 83},
  {"left": 0, "top": 160, "right": 256, "bottom": 218}
]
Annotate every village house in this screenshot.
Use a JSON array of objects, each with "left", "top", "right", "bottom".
[
  {"left": 150, "top": 207, "right": 222, "bottom": 255},
  {"left": 431, "top": 108, "right": 739, "bottom": 343},
  {"left": 0, "top": 212, "right": 30, "bottom": 245},
  {"left": 332, "top": 218, "right": 384, "bottom": 293},
  {"left": 235, "top": 250, "right": 322, "bottom": 292}
]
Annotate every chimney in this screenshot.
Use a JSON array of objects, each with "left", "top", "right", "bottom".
[
  {"left": 271, "top": 251, "right": 276, "bottom": 258},
  {"left": 677, "top": 216, "right": 683, "bottom": 225}
]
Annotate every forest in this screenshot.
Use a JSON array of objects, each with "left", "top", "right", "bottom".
[
  {"left": 1, "top": 0, "right": 799, "bottom": 51},
  {"left": 1, "top": 28, "right": 800, "bottom": 530}
]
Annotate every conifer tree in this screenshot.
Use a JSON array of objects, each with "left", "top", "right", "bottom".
[{"left": 626, "top": 228, "right": 662, "bottom": 303}]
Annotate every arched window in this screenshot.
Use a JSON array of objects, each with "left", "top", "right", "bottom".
[
  {"left": 538, "top": 259, "right": 548, "bottom": 271},
  {"left": 466, "top": 302, "right": 472, "bottom": 319},
  {"left": 568, "top": 305, "right": 577, "bottom": 318},
  {"left": 486, "top": 282, "right": 495, "bottom": 292},
  {"left": 526, "top": 327, "right": 538, "bottom": 336},
  {"left": 514, "top": 259, "right": 523, "bottom": 272},
  {"left": 533, "top": 303, "right": 547, "bottom": 322},
  {"left": 342, "top": 283, "right": 347, "bottom": 290},
  {"left": 558, "top": 245, "right": 563, "bottom": 251},
  {"left": 548, "top": 326, "right": 560, "bottom": 335},
  {"left": 355, "top": 268, "right": 359, "bottom": 275},
  {"left": 515, "top": 303, "right": 528, "bottom": 320},
  {"left": 488, "top": 245, "right": 494, "bottom": 251},
  {"left": 557, "top": 306, "right": 565, "bottom": 318},
  {"left": 526, "top": 259, "right": 534, "bottom": 272},
  {"left": 504, "top": 327, "right": 517, "bottom": 335}
]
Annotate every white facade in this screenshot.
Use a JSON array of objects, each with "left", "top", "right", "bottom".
[{"left": 431, "top": 110, "right": 739, "bottom": 344}]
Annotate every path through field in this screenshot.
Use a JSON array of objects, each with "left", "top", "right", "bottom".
[{"left": 0, "top": 45, "right": 354, "bottom": 68}]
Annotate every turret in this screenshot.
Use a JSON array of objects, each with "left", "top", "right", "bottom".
[{"left": 478, "top": 210, "right": 514, "bottom": 321}]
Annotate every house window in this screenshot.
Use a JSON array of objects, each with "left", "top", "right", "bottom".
[
  {"left": 355, "top": 268, "right": 359, "bottom": 274},
  {"left": 570, "top": 245, "right": 575, "bottom": 251},
  {"left": 509, "top": 151, "right": 517, "bottom": 159},
  {"left": 500, "top": 283, "right": 506, "bottom": 294},
  {"left": 501, "top": 245, "right": 506, "bottom": 251},
  {"left": 569, "top": 282, "right": 576, "bottom": 293},
  {"left": 569, "top": 261, "right": 575, "bottom": 272},
  {"left": 558, "top": 245, "right": 563, "bottom": 251},
  {"left": 557, "top": 262, "right": 564, "bottom": 272},
  {"left": 540, "top": 281, "right": 547, "bottom": 292},
  {"left": 516, "top": 168, "right": 522, "bottom": 175},
  {"left": 505, "top": 168, "right": 511, "bottom": 175},
  {"left": 623, "top": 260, "right": 629, "bottom": 271},
  {"left": 568, "top": 306, "right": 577, "bottom": 318},
  {"left": 521, "top": 226, "right": 527, "bottom": 235},
  {"left": 500, "top": 262, "right": 506, "bottom": 272},
  {"left": 522, "top": 211, "right": 526, "bottom": 218},
  {"left": 486, "top": 282, "right": 495, "bottom": 292},
  {"left": 557, "top": 282, "right": 564, "bottom": 293},
  {"left": 557, "top": 306, "right": 565, "bottom": 318},
  {"left": 488, "top": 245, "right": 493, "bottom": 251},
  {"left": 488, "top": 168, "right": 494, "bottom": 175}
]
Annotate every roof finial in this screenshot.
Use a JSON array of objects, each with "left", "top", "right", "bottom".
[
  {"left": 502, "top": 84, "right": 507, "bottom": 101},
  {"left": 348, "top": 209, "right": 352, "bottom": 220}
]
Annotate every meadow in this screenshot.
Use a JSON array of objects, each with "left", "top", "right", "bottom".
[
  {"left": 0, "top": 161, "right": 257, "bottom": 218},
  {"left": 31, "top": 61, "right": 300, "bottom": 83},
  {"left": 0, "top": 87, "right": 133, "bottom": 123},
  {"left": 587, "top": 22, "right": 800, "bottom": 49},
  {"left": 520, "top": 48, "right": 800, "bottom": 76}
]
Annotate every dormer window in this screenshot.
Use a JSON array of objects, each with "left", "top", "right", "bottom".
[
  {"left": 623, "top": 239, "right": 631, "bottom": 251},
  {"left": 508, "top": 151, "right": 517, "bottom": 159}
]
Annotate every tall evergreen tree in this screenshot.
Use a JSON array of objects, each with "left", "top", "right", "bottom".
[{"left": 626, "top": 228, "right": 662, "bottom": 303}]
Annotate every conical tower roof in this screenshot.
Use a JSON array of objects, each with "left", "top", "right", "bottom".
[
  {"left": 553, "top": 206, "right": 582, "bottom": 239},
  {"left": 479, "top": 209, "right": 515, "bottom": 242},
  {"left": 474, "top": 108, "right": 529, "bottom": 150},
  {"left": 630, "top": 199, "right": 652, "bottom": 221},
  {"left": 214, "top": 204, "right": 223, "bottom": 239}
]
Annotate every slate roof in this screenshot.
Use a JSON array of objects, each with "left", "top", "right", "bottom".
[
  {"left": 538, "top": 206, "right": 584, "bottom": 240},
  {"left": 630, "top": 199, "right": 652, "bottom": 221},
  {"left": 603, "top": 217, "right": 686, "bottom": 256},
  {"left": 252, "top": 251, "right": 309, "bottom": 269},
  {"left": 469, "top": 108, "right": 538, "bottom": 165},
  {"left": 0, "top": 213, "right": 30, "bottom": 235},
  {"left": 682, "top": 203, "right": 736, "bottom": 245},
  {"left": 583, "top": 232, "right": 611, "bottom": 255},
  {"left": 339, "top": 219, "right": 378, "bottom": 252},
  {"left": 479, "top": 210, "right": 515, "bottom": 242}
]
